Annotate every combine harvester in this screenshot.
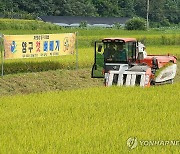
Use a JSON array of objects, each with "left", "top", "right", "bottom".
[{"left": 91, "top": 38, "right": 177, "bottom": 87}]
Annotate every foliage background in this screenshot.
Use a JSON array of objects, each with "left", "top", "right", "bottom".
[{"left": 0, "top": 0, "right": 180, "bottom": 25}]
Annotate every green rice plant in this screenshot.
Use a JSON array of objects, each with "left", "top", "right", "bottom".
[
  {"left": 0, "top": 84, "right": 179, "bottom": 153},
  {"left": 161, "top": 35, "right": 180, "bottom": 45},
  {"left": 146, "top": 45, "right": 180, "bottom": 59}
]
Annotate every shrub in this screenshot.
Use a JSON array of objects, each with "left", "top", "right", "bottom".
[
  {"left": 113, "top": 22, "right": 122, "bottom": 29},
  {"left": 160, "top": 18, "right": 170, "bottom": 27},
  {"left": 79, "top": 21, "right": 88, "bottom": 28},
  {"left": 125, "top": 17, "right": 146, "bottom": 30}
]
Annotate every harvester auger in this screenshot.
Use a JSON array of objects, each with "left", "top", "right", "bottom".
[{"left": 91, "top": 38, "right": 177, "bottom": 87}]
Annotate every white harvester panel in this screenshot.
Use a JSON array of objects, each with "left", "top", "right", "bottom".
[
  {"left": 106, "top": 71, "right": 147, "bottom": 87},
  {"left": 155, "top": 64, "right": 177, "bottom": 83},
  {"left": 105, "top": 64, "right": 150, "bottom": 87}
]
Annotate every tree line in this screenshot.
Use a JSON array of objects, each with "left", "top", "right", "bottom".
[{"left": 0, "top": 0, "right": 180, "bottom": 26}]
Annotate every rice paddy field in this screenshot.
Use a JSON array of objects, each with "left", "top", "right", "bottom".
[{"left": 0, "top": 19, "right": 179, "bottom": 153}]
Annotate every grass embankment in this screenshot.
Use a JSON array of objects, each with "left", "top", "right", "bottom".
[
  {"left": 0, "top": 19, "right": 61, "bottom": 31},
  {"left": 0, "top": 68, "right": 103, "bottom": 96},
  {"left": 0, "top": 84, "right": 179, "bottom": 153},
  {"left": 0, "top": 63, "right": 179, "bottom": 96}
]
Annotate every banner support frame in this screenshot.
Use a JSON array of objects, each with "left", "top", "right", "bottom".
[
  {"left": 75, "top": 32, "right": 79, "bottom": 69},
  {"left": 0, "top": 34, "right": 4, "bottom": 77},
  {"left": 1, "top": 49, "right": 4, "bottom": 77}
]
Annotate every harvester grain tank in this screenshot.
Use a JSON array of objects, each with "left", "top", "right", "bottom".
[{"left": 91, "top": 38, "right": 177, "bottom": 87}]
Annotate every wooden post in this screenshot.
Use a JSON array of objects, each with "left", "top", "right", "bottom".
[
  {"left": 0, "top": 34, "right": 4, "bottom": 77},
  {"left": 75, "top": 32, "right": 78, "bottom": 69},
  {"left": 1, "top": 49, "right": 4, "bottom": 77},
  {"left": 147, "top": 0, "right": 150, "bottom": 30}
]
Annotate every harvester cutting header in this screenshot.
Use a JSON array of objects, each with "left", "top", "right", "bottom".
[{"left": 91, "top": 38, "right": 177, "bottom": 87}]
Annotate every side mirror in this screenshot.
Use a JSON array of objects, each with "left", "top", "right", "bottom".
[
  {"left": 93, "top": 64, "right": 97, "bottom": 70},
  {"left": 98, "top": 45, "right": 102, "bottom": 52},
  {"left": 95, "top": 64, "right": 97, "bottom": 70},
  {"left": 138, "top": 52, "right": 144, "bottom": 61}
]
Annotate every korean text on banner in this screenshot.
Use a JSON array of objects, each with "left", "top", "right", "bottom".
[{"left": 3, "top": 33, "right": 76, "bottom": 59}]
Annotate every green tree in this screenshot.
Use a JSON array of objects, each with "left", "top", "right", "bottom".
[
  {"left": 0, "top": 0, "right": 180, "bottom": 24},
  {"left": 164, "top": 0, "right": 180, "bottom": 24},
  {"left": 149, "top": 0, "right": 165, "bottom": 22},
  {"left": 118, "top": 0, "right": 135, "bottom": 17},
  {"left": 92, "top": 0, "right": 121, "bottom": 17},
  {"left": 134, "top": 0, "right": 146, "bottom": 18},
  {"left": 57, "top": 0, "right": 97, "bottom": 16},
  {"left": 125, "top": 17, "right": 146, "bottom": 30}
]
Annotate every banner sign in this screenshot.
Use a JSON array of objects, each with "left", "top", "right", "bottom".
[{"left": 3, "top": 33, "right": 76, "bottom": 59}]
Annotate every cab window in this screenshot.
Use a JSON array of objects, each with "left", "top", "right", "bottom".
[{"left": 125, "top": 42, "right": 136, "bottom": 62}]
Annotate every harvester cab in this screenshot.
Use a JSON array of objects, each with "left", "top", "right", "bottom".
[
  {"left": 92, "top": 38, "right": 136, "bottom": 77},
  {"left": 91, "top": 38, "right": 177, "bottom": 87}
]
